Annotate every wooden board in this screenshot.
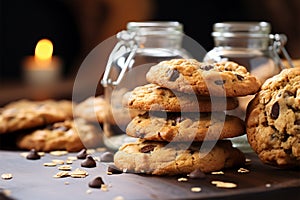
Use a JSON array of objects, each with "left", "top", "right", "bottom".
[{"left": 0, "top": 150, "right": 299, "bottom": 200}]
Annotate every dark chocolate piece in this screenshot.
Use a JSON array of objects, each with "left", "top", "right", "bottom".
[
  {"left": 88, "top": 177, "right": 105, "bottom": 188},
  {"left": 107, "top": 164, "right": 123, "bottom": 174},
  {"left": 26, "top": 149, "right": 41, "bottom": 160},
  {"left": 81, "top": 155, "right": 96, "bottom": 168},
  {"left": 76, "top": 148, "right": 88, "bottom": 159}
]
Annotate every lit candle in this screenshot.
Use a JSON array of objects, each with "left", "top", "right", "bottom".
[{"left": 23, "top": 38, "right": 62, "bottom": 86}]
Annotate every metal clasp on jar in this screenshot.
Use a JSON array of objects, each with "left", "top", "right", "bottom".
[
  {"left": 101, "top": 31, "right": 138, "bottom": 87},
  {"left": 270, "top": 33, "right": 294, "bottom": 69}
]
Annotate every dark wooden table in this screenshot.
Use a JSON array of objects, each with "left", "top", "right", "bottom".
[{"left": 0, "top": 149, "right": 299, "bottom": 200}]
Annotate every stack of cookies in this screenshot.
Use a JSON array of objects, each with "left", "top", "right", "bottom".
[
  {"left": 0, "top": 98, "right": 103, "bottom": 152},
  {"left": 114, "top": 58, "right": 261, "bottom": 176}
]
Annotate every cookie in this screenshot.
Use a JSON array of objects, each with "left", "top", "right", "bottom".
[
  {"left": 74, "top": 96, "right": 108, "bottom": 123},
  {"left": 0, "top": 99, "right": 73, "bottom": 134},
  {"left": 122, "top": 83, "right": 239, "bottom": 112},
  {"left": 246, "top": 67, "right": 300, "bottom": 167},
  {"left": 17, "top": 118, "right": 103, "bottom": 152},
  {"left": 126, "top": 112, "right": 245, "bottom": 142},
  {"left": 114, "top": 139, "right": 245, "bottom": 175},
  {"left": 146, "top": 58, "right": 261, "bottom": 97}
]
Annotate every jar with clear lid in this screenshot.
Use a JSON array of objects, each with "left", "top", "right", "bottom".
[
  {"left": 203, "top": 21, "right": 294, "bottom": 152},
  {"left": 101, "top": 21, "right": 192, "bottom": 150}
]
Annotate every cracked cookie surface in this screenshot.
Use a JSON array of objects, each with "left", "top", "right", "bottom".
[
  {"left": 126, "top": 112, "right": 245, "bottom": 142},
  {"left": 114, "top": 139, "right": 245, "bottom": 175},
  {"left": 146, "top": 58, "right": 261, "bottom": 97},
  {"left": 0, "top": 99, "right": 73, "bottom": 134},
  {"left": 17, "top": 118, "right": 103, "bottom": 152},
  {"left": 122, "top": 83, "right": 239, "bottom": 112},
  {"left": 246, "top": 67, "right": 300, "bottom": 167}
]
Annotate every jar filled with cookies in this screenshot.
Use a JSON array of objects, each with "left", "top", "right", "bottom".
[
  {"left": 203, "top": 21, "right": 294, "bottom": 151},
  {"left": 101, "top": 21, "right": 194, "bottom": 150}
]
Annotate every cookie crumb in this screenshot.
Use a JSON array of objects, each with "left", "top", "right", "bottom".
[
  {"left": 86, "top": 189, "right": 92, "bottom": 194},
  {"left": 64, "top": 182, "right": 70, "bottom": 185},
  {"left": 58, "top": 165, "right": 72, "bottom": 171},
  {"left": 53, "top": 171, "right": 70, "bottom": 178},
  {"left": 70, "top": 168, "right": 89, "bottom": 178},
  {"left": 245, "top": 158, "right": 252, "bottom": 165},
  {"left": 1, "top": 173, "right": 13, "bottom": 180},
  {"left": 50, "top": 150, "right": 68, "bottom": 156},
  {"left": 211, "top": 171, "right": 224, "bottom": 175},
  {"left": 177, "top": 177, "right": 188, "bottom": 182},
  {"left": 43, "top": 162, "right": 57, "bottom": 167},
  {"left": 211, "top": 180, "right": 237, "bottom": 188},
  {"left": 52, "top": 159, "right": 65, "bottom": 165},
  {"left": 190, "top": 187, "right": 202, "bottom": 193},
  {"left": 265, "top": 183, "right": 272, "bottom": 188},
  {"left": 237, "top": 167, "right": 250, "bottom": 173},
  {"left": 113, "top": 196, "right": 125, "bottom": 200}
]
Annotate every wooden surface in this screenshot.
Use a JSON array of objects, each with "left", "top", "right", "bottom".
[{"left": 0, "top": 150, "right": 299, "bottom": 200}]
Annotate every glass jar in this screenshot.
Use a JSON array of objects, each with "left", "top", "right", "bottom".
[
  {"left": 203, "top": 21, "right": 294, "bottom": 152},
  {"left": 101, "top": 21, "right": 192, "bottom": 150}
]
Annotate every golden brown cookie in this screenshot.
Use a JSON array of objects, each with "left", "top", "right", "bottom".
[
  {"left": 246, "top": 67, "right": 300, "bottom": 167},
  {"left": 74, "top": 96, "right": 108, "bottom": 123},
  {"left": 17, "top": 118, "right": 103, "bottom": 152},
  {"left": 146, "top": 58, "right": 261, "bottom": 97},
  {"left": 122, "top": 83, "right": 239, "bottom": 112},
  {"left": 126, "top": 112, "right": 245, "bottom": 142},
  {"left": 0, "top": 99, "right": 73, "bottom": 134},
  {"left": 114, "top": 139, "right": 245, "bottom": 175}
]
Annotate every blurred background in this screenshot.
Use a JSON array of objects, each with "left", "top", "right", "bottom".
[{"left": 1, "top": 0, "right": 300, "bottom": 101}]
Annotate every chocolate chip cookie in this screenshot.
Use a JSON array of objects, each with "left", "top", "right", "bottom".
[
  {"left": 126, "top": 112, "right": 245, "bottom": 142},
  {"left": 17, "top": 118, "right": 103, "bottom": 152},
  {"left": 0, "top": 99, "right": 73, "bottom": 134},
  {"left": 246, "top": 67, "right": 300, "bottom": 167},
  {"left": 146, "top": 58, "right": 261, "bottom": 97},
  {"left": 122, "top": 83, "right": 239, "bottom": 112},
  {"left": 114, "top": 139, "right": 245, "bottom": 175},
  {"left": 74, "top": 96, "right": 109, "bottom": 123}
]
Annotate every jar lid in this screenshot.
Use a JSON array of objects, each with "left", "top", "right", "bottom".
[
  {"left": 212, "top": 21, "right": 271, "bottom": 38},
  {"left": 127, "top": 21, "right": 183, "bottom": 35}
]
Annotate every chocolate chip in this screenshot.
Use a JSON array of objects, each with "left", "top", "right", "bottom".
[
  {"left": 88, "top": 177, "right": 105, "bottom": 188},
  {"left": 236, "top": 74, "right": 244, "bottom": 81},
  {"left": 200, "top": 64, "right": 214, "bottom": 71},
  {"left": 285, "top": 90, "right": 294, "bottom": 97},
  {"left": 81, "top": 155, "right": 96, "bottom": 168},
  {"left": 77, "top": 148, "right": 88, "bottom": 159},
  {"left": 271, "top": 102, "right": 280, "bottom": 119},
  {"left": 107, "top": 164, "right": 123, "bottom": 174},
  {"left": 26, "top": 149, "right": 41, "bottom": 160},
  {"left": 214, "top": 80, "right": 226, "bottom": 85},
  {"left": 294, "top": 120, "right": 300, "bottom": 125},
  {"left": 100, "top": 152, "right": 114, "bottom": 162},
  {"left": 167, "top": 69, "right": 180, "bottom": 81},
  {"left": 188, "top": 169, "right": 206, "bottom": 179},
  {"left": 140, "top": 145, "right": 155, "bottom": 153}
]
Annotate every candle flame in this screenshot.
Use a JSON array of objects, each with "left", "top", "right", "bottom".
[{"left": 35, "top": 39, "right": 53, "bottom": 61}]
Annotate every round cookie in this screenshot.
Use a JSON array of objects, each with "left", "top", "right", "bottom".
[
  {"left": 74, "top": 96, "right": 109, "bottom": 123},
  {"left": 0, "top": 99, "right": 74, "bottom": 134},
  {"left": 17, "top": 118, "right": 103, "bottom": 152},
  {"left": 246, "top": 67, "right": 300, "bottom": 167},
  {"left": 146, "top": 58, "right": 261, "bottom": 97},
  {"left": 126, "top": 112, "right": 245, "bottom": 142},
  {"left": 114, "top": 139, "right": 246, "bottom": 175},
  {"left": 122, "top": 83, "right": 239, "bottom": 112}
]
